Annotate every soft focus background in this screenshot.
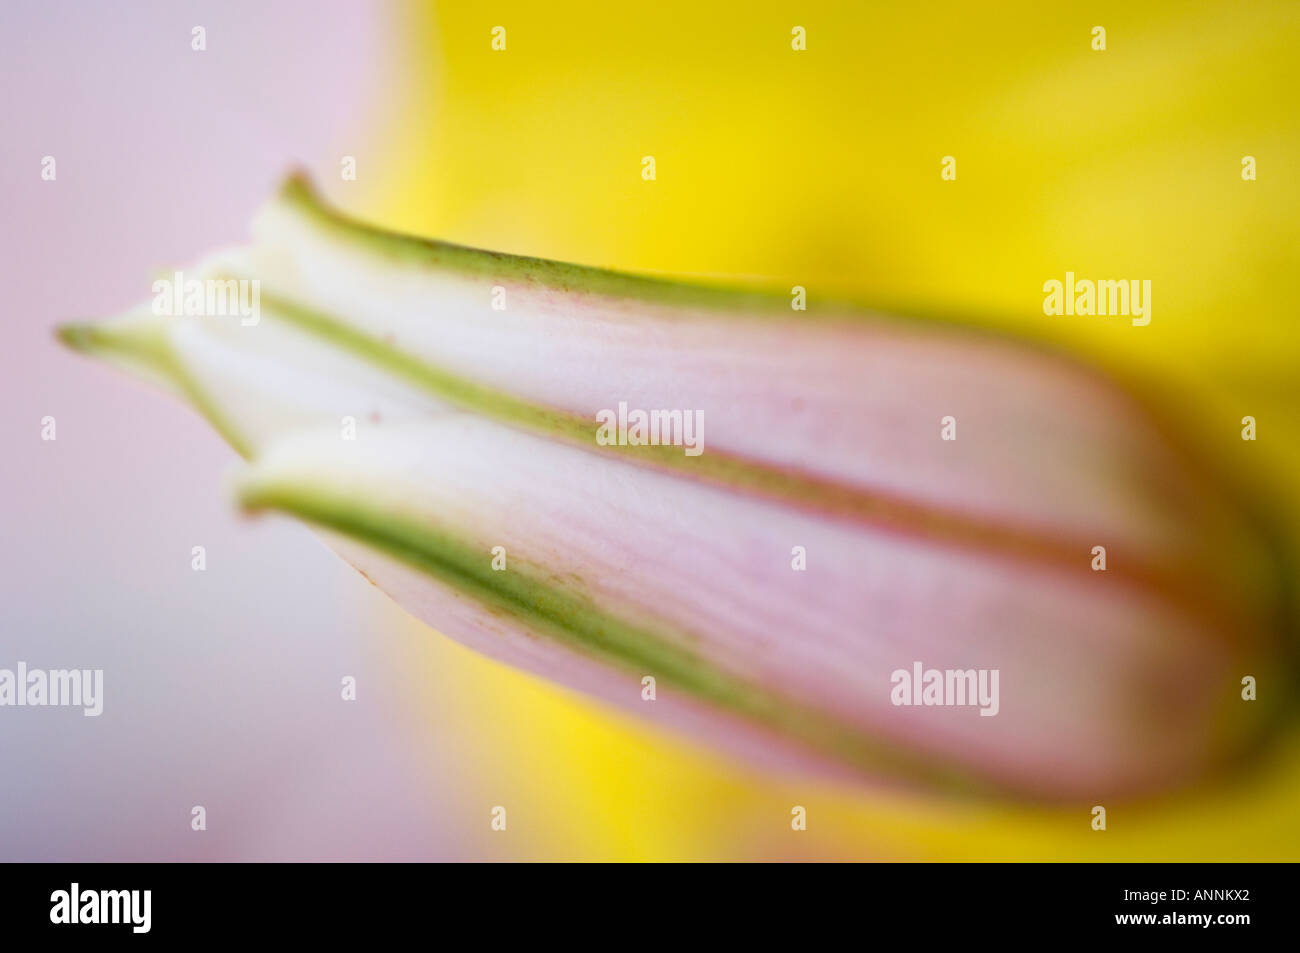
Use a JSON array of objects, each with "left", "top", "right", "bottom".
[{"left": 2, "top": 0, "right": 1298, "bottom": 860}]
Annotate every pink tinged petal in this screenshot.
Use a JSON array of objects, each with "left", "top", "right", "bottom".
[
  {"left": 235, "top": 418, "right": 1275, "bottom": 800},
  {"left": 248, "top": 180, "right": 1266, "bottom": 582}
]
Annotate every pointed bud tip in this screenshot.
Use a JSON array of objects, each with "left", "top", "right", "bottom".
[
  {"left": 54, "top": 322, "right": 95, "bottom": 353},
  {"left": 278, "top": 169, "right": 323, "bottom": 207}
]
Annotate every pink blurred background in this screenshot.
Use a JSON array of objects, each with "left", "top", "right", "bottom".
[{"left": 0, "top": 0, "right": 515, "bottom": 861}]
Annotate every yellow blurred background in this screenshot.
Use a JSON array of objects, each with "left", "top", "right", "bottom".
[{"left": 356, "top": 0, "right": 1300, "bottom": 859}]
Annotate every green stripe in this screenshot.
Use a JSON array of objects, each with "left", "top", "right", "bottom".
[
  {"left": 278, "top": 173, "right": 791, "bottom": 315},
  {"left": 239, "top": 478, "right": 1001, "bottom": 798},
  {"left": 257, "top": 291, "right": 1224, "bottom": 607}
]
